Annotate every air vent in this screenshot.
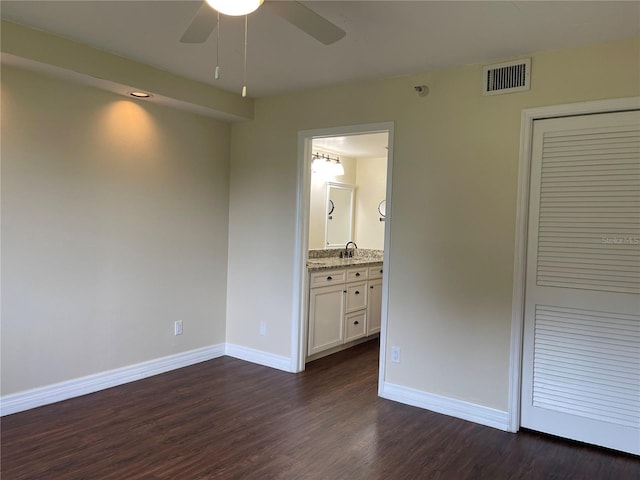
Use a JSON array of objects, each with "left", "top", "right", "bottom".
[{"left": 483, "top": 58, "right": 531, "bottom": 95}]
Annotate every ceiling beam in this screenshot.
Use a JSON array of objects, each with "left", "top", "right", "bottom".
[{"left": 1, "top": 20, "right": 254, "bottom": 122}]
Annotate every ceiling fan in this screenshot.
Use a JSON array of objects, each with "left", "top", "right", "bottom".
[{"left": 180, "top": 0, "right": 346, "bottom": 45}]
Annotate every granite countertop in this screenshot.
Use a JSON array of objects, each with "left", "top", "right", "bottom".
[{"left": 306, "top": 249, "right": 383, "bottom": 272}]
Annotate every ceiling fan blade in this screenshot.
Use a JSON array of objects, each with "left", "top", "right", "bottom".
[
  {"left": 264, "top": 1, "right": 346, "bottom": 45},
  {"left": 180, "top": 2, "right": 218, "bottom": 44}
]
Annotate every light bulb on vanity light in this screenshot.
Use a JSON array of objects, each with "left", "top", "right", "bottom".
[
  {"left": 312, "top": 154, "right": 344, "bottom": 177},
  {"left": 312, "top": 157, "right": 327, "bottom": 174},
  {"left": 330, "top": 159, "right": 344, "bottom": 176}
]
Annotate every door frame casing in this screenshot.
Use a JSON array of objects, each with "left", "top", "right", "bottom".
[
  {"left": 291, "top": 122, "right": 395, "bottom": 389},
  {"left": 508, "top": 97, "right": 640, "bottom": 432}
]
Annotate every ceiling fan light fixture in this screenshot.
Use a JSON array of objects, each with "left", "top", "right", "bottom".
[{"left": 205, "top": 0, "right": 263, "bottom": 16}]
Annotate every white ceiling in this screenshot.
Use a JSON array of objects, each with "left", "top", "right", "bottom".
[
  {"left": 2, "top": 1, "right": 639, "bottom": 99},
  {"left": 313, "top": 132, "right": 388, "bottom": 158}
]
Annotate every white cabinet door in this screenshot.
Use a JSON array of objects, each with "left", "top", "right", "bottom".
[
  {"left": 367, "top": 278, "right": 382, "bottom": 335},
  {"left": 308, "top": 283, "right": 345, "bottom": 355},
  {"left": 521, "top": 110, "right": 640, "bottom": 455}
]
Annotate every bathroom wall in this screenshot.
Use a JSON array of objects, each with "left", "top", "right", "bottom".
[
  {"left": 309, "top": 149, "right": 387, "bottom": 250},
  {"left": 308, "top": 148, "right": 356, "bottom": 250},
  {"left": 354, "top": 156, "right": 387, "bottom": 250}
]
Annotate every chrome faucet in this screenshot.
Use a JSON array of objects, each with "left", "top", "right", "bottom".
[{"left": 344, "top": 241, "right": 358, "bottom": 258}]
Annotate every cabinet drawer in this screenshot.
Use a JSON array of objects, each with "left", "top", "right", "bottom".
[
  {"left": 345, "top": 310, "right": 367, "bottom": 342},
  {"left": 347, "top": 267, "right": 368, "bottom": 282},
  {"left": 310, "top": 269, "right": 346, "bottom": 288},
  {"left": 345, "top": 281, "right": 367, "bottom": 313},
  {"left": 368, "top": 265, "right": 384, "bottom": 280}
]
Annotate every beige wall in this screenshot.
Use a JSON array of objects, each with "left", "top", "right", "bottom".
[
  {"left": 226, "top": 37, "right": 640, "bottom": 410},
  {"left": 1, "top": 66, "right": 230, "bottom": 395},
  {"left": 354, "top": 156, "right": 387, "bottom": 250}
]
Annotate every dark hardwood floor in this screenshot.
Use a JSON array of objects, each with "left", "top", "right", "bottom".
[{"left": 2, "top": 340, "right": 638, "bottom": 479}]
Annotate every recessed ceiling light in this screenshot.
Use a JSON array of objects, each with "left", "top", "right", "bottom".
[{"left": 129, "top": 91, "right": 153, "bottom": 99}]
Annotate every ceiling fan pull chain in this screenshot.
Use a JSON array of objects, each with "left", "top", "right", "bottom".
[
  {"left": 242, "top": 14, "right": 248, "bottom": 97},
  {"left": 214, "top": 11, "right": 221, "bottom": 80}
]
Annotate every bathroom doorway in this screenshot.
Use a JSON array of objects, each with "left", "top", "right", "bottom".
[{"left": 292, "top": 122, "right": 394, "bottom": 387}]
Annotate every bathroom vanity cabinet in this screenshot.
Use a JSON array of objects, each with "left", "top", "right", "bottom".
[{"left": 307, "top": 264, "right": 382, "bottom": 358}]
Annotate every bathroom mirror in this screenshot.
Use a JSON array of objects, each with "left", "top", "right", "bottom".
[
  {"left": 326, "top": 182, "right": 354, "bottom": 247},
  {"left": 378, "top": 200, "right": 386, "bottom": 217}
]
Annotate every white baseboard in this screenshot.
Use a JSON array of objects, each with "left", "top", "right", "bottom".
[
  {"left": 380, "top": 382, "right": 509, "bottom": 431},
  {"left": 1, "top": 344, "right": 225, "bottom": 416},
  {"left": 225, "top": 343, "right": 292, "bottom": 372}
]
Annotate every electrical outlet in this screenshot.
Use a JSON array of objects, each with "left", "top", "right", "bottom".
[
  {"left": 174, "top": 320, "right": 183, "bottom": 336},
  {"left": 391, "top": 346, "right": 401, "bottom": 363},
  {"left": 259, "top": 321, "right": 266, "bottom": 336}
]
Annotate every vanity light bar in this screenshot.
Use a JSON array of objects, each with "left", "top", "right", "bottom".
[
  {"left": 312, "top": 153, "right": 344, "bottom": 176},
  {"left": 312, "top": 152, "right": 341, "bottom": 163}
]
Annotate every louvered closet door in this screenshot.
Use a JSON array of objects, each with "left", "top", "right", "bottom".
[{"left": 521, "top": 110, "right": 640, "bottom": 455}]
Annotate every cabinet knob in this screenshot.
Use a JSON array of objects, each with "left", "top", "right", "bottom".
[
  {"left": 354, "top": 321, "right": 359, "bottom": 325},
  {"left": 355, "top": 291, "right": 360, "bottom": 295},
  {"left": 355, "top": 272, "right": 361, "bottom": 277},
  {"left": 370, "top": 285, "right": 374, "bottom": 289},
  {"left": 380, "top": 269, "right": 383, "bottom": 274},
  {"left": 327, "top": 276, "right": 332, "bottom": 280},
  {"left": 343, "top": 290, "right": 347, "bottom": 293}
]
